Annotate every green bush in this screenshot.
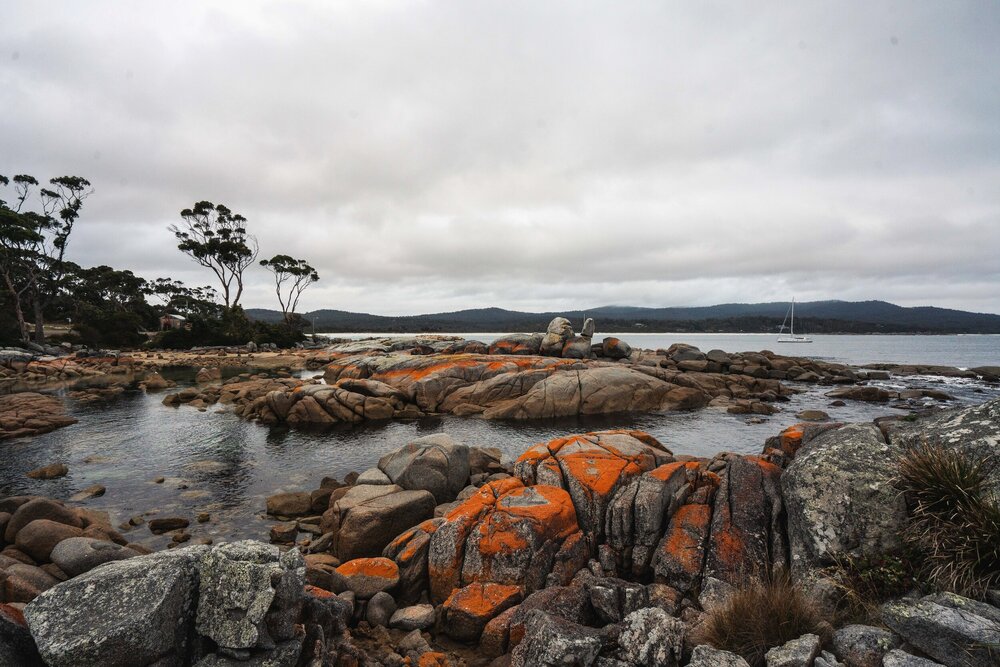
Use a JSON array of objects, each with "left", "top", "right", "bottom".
[
  {"left": 897, "top": 440, "right": 1000, "bottom": 598},
  {"left": 150, "top": 307, "right": 305, "bottom": 350},
  {"left": 696, "top": 572, "right": 830, "bottom": 667},
  {"left": 827, "top": 549, "right": 922, "bottom": 623}
]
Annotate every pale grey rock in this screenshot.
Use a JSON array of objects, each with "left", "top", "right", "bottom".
[
  {"left": 765, "top": 633, "right": 821, "bottom": 667},
  {"left": 881, "top": 649, "right": 944, "bottom": 667},
  {"left": 377, "top": 434, "right": 470, "bottom": 504},
  {"left": 618, "top": 607, "right": 684, "bottom": 667},
  {"left": 882, "top": 596, "right": 1000, "bottom": 667},
  {"left": 356, "top": 467, "right": 392, "bottom": 485},
  {"left": 389, "top": 604, "right": 435, "bottom": 631},
  {"left": 49, "top": 537, "right": 139, "bottom": 577},
  {"left": 782, "top": 423, "right": 906, "bottom": 570},
  {"left": 832, "top": 624, "right": 901, "bottom": 667},
  {"left": 196, "top": 541, "right": 305, "bottom": 651},
  {"left": 24, "top": 545, "right": 208, "bottom": 667},
  {"left": 581, "top": 318, "right": 595, "bottom": 338},
  {"left": 815, "top": 650, "right": 845, "bottom": 667},
  {"left": 698, "top": 575, "right": 735, "bottom": 613},
  {"left": 689, "top": 645, "right": 750, "bottom": 666}
]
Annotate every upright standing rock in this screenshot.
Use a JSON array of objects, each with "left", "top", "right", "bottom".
[{"left": 540, "top": 318, "right": 575, "bottom": 356}]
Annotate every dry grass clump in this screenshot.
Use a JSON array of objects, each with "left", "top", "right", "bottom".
[
  {"left": 897, "top": 439, "right": 1000, "bottom": 598},
  {"left": 696, "top": 572, "right": 830, "bottom": 667}
]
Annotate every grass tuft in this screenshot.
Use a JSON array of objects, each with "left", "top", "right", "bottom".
[
  {"left": 696, "top": 572, "right": 829, "bottom": 667},
  {"left": 897, "top": 439, "right": 1000, "bottom": 598}
]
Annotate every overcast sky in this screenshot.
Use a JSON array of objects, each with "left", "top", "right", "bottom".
[{"left": 2, "top": 2, "right": 998, "bottom": 315}]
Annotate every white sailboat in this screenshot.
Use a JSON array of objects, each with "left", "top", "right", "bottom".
[{"left": 777, "top": 298, "right": 812, "bottom": 343}]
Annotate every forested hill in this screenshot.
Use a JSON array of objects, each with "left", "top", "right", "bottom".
[{"left": 246, "top": 300, "right": 1000, "bottom": 335}]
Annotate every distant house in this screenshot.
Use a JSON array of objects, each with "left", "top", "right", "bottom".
[{"left": 160, "top": 313, "right": 189, "bottom": 331}]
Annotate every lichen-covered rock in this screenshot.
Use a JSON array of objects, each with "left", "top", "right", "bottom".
[
  {"left": 382, "top": 518, "right": 444, "bottom": 605},
  {"left": 782, "top": 423, "right": 906, "bottom": 571},
  {"left": 24, "top": 545, "right": 208, "bottom": 667},
  {"left": 689, "top": 645, "right": 751, "bottom": 667},
  {"left": 510, "top": 609, "right": 604, "bottom": 667},
  {"left": 377, "top": 434, "right": 471, "bottom": 503},
  {"left": 653, "top": 503, "right": 711, "bottom": 593},
  {"left": 886, "top": 398, "right": 1000, "bottom": 496},
  {"left": 335, "top": 557, "right": 399, "bottom": 598},
  {"left": 618, "top": 607, "right": 684, "bottom": 666},
  {"left": 602, "top": 337, "right": 632, "bottom": 360},
  {"left": 514, "top": 430, "right": 672, "bottom": 537},
  {"left": 427, "top": 478, "right": 578, "bottom": 604},
  {"left": 765, "top": 633, "right": 821, "bottom": 667},
  {"left": 441, "top": 582, "right": 522, "bottom": 642},
  {"left": 881, "top": 649, "right": 944, "bottom": 667},
  {"left": 540, "top": 317, "right": 575, "bottom": 356},
  {"left": 831, "top": 624, "right": 901, "bottom": 667},
  {"left": 706, "top": 455, "right": 786, "bottom": 585},
  {"left": 196, "top": 541, "right": 304, "bottom": 652},
  {"left": 882, "top": 595, "right": 1000, "bottom": 667}
]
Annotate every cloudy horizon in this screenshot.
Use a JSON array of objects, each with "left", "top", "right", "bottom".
[{"left": 2, "top": 1, "right": 999, "bottom": 316}]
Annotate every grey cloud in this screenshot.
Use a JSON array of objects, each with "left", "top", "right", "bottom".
[{"left": 1, "top": 1, "right": 998, "bottom": 316}]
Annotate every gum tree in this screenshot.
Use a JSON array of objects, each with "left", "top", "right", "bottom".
[
  {"left": 259, "top": 254, "right": 319, "bottom": 323},
  {"left": 0, "top": 174, "right": 91, "bottom": 342},
  {"left": 169, "top": 201, "right": 258, "bottom": 310}
]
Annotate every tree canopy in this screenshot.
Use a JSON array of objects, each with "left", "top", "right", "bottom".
[{"left": 259, "top": 254, "right": 319, "bottom": 323}]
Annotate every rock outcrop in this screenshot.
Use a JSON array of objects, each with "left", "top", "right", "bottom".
[{"left": 0, "top": 393, "right": 77, "bottom": 440}]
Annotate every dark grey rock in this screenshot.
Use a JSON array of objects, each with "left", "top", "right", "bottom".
[
  {"left": 782, "top": 423, "right": 906, "bottom": 570},
  {"left": 49, "top": 537, "right": 140, "bottom": 577},
  {"left": 24, "top": 545, "right": 208, "bottom": 667},
  {"left": 365, "top": 591, "right": 396, "bottom": 627},
  {"left": 814, "top": 650, "right": 845, "bottom": 667},
  {"left": 196, "top": 541, "right": 305, "bottom": 651},
  {"left": 192, "top": 637, "right": 303, "bottom": 667},
  {"left": 511, "top": 610, "right": 604, "bottom": 667},
  {"left": 882, "top": 596, "right": 1000, "bottom": 667},
  {"left": 585, "top": 577, "right": 649, "bottom": 624}
]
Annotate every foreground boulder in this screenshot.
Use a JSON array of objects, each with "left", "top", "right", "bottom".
[
  {"left": 782, "top": 423, "right": 906, "bottom": 571},
  {"left": 196, "top": 541, "right": 305, "bottom": 655},
  {"left": 25, "top": 545, "right": 208, "bottom": 667},
  {"left": 323, "top": 484, "right": 436, "bottom": 561},
  {"left": 882, "top": 594, "right": 1000, "bottom": 667}
]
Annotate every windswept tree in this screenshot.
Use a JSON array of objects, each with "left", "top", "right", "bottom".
[
  {"left": 259, "top": 255, "right": 319, "bottom": 323},
  {"left": 169, "top": 201, "right": 257, "bottom": 310},
  {"left": 0, "top": 174, "right": 91, "bottom": 342}
]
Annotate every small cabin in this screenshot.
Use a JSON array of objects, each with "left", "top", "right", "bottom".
[{"left": 160, "top": 313, "right": 189, "bottom": 331}]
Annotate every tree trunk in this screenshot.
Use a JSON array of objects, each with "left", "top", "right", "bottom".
[
  {"left": 1, "top": 272, "right": 29, "bottom": 342},
  {"left": 33, "top": 298, "right": 45, "bottom": 344}
]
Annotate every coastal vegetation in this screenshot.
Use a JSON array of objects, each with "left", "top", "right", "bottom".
[{"left": 0, "top": 175, "right": 318, "bottom": 350}]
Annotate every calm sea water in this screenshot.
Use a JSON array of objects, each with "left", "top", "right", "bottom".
[{"left": 2, "top": 334, "right": 997, "bottom": 546}]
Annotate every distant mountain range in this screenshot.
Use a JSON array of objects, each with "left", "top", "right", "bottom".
[{"left": 245, "top": 300, "right": 1000, "bottom": 335}]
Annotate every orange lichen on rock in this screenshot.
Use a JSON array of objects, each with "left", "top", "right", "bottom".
[
  {"left": 442, "top": 582, "right": 523, "bottom": 642},
  {"left": 778, "top": 423, "right": 806, "bottom": 457},
  {"left": 303, "top": 584, "right": 335, "bottom": 599},
  {"left": 653, "top": 504, "right": 712, "bottom": 591},
  {"left": 336, "top": 556, "right": 399, "bottom": 579},
  {"left": 417, "top": 653, "right": 450, "bottom": 667}
]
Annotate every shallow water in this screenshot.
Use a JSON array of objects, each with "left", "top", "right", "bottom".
[{"left": 2, "top": 341, "right": 998, "bottom": 548}]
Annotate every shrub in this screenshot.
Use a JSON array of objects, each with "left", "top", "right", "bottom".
[
  {"left": 696, "top": 572, "right": 830, "bottom": 667},
  {"left": 897, "top": 440, "right": 1000, "bottom": 598},
  {"left": 827, "top": 549, "right": 922, "bottom": 623}
]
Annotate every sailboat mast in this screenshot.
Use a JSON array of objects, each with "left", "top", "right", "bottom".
[{"left": 790, "top": 298, "right": 795, "bottom": 336}]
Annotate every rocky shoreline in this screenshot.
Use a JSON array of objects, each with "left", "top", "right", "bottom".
[{"left": 2, "top": 397, "right": 1000, "bottom": 666}]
